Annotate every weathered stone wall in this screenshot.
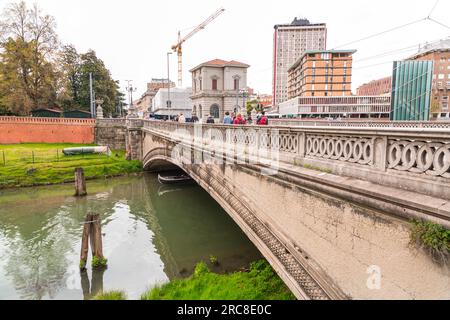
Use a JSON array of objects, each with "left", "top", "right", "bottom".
[
  {"left": 94, "top": 120, "right": 127, "bottom": 150},
  {"left": 0, "top": 117, "right": 95, "bottom": 144},
  {"left": 141, "top": 130, "right": 450, "bottom": 300},
  {"left": 226, "top": 165, "right": 450, "bottom": 300},
  {"left": 126, "top": 128, "right": 143, "bottom": 161}
]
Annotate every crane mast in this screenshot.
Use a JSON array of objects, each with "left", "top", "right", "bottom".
[{"left": 171, "top": 8, "right": 225, "bottom": 87}]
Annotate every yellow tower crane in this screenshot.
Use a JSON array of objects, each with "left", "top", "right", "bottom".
[{"left": 171, "top": 8, "right": 225, "bottom": 87}]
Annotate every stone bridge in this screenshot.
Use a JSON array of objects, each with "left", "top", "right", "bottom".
[{"left": 117, "top": 119, "right": 450, "bottom": 300}]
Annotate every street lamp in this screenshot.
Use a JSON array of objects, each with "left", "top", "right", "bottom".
[
  {"left": 241, "top": 88, "right": 248, "bottom": 115},
  {"left": 167, "top": 52, "right": 173, "bottom": 112},
  {"left": 125, "top": 80, "right": 137, "bottom": 118}
]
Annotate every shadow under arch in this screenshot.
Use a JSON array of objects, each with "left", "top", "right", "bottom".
[{"left": 141, "top": 150, "right": 263, "bottom": 275}]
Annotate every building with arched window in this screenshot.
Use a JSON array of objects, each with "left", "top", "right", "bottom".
[{"left": 190, "top": 59, "right": 250, "bottom": 121}]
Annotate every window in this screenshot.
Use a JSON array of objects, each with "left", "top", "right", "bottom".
[
  {"left": 234, "top": 78, "right": 240, "bottom": 91},
  {"left": 210, "top": 104, "right": 220, "bottom": 118},
  {"left": 438, "top": 74, "right": 445, "bottom": 79},
  {"left": 212, "top": 79, "right": 218, "bottom": 91}
]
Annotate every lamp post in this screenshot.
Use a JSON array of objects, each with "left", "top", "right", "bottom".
[
  {"left": 167, "top": 52, "right": 173, "bottom": 120},
  {"left": 126, "top": 80, "right": 137, "bottom": 118},
  {"left": 241, "top": 88, "right": 248, "bottom": 115}
]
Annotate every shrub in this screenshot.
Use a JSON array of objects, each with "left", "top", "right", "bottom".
[{"left": 410, "top": 220, "right": 450, "bottom": 263}]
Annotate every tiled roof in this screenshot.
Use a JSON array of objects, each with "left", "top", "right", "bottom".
[{"left": 190, "top": 59, "right": 250, "bottom": 71}]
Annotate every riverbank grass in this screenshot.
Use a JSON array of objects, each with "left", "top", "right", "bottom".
[
  {"left": 93, "top": 291, "right": 127, "bottom": 300},
  {"left": 141, "top": 260, "right": 296, "bottom": 300},
  {"left": 0, "top": 143, "right": 142, "bottom": 189}
]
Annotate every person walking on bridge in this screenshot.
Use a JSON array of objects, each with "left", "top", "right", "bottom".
[
  {"left": 223, "top": 112, "right": 233, "bottom": 125},
  {"left": 257, "top": 111, "right": 268, "bottom": 126},
  {"left": 233, "top": 114, "right": 247, "bottom": 125},
  {"left": 206, "top": 114, "right": 215, "bottom": 124}
]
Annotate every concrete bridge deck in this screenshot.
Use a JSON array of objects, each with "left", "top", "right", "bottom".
[{"left": 105, "top": 119, "right": 450, "bottom": 300}]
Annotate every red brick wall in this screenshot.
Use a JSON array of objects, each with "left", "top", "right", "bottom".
[{"left": 0, "top": 117, "right": 95, "bottom": 144}]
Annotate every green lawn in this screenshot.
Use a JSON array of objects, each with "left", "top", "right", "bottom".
[
  {"left": 140, "top": 260, "right": 296, "bottom": 300},
  {"left": 0, "top": 143, "right": 142, "bottom": 189}
]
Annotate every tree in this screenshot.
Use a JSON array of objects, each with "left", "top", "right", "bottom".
[
  {"left": 57, "top": 44, "right": 82, "bottom": 110},
  {"left": 0, "top": 1, "right": 124, "bottom": 117},
  {"left": 77, "top": 50, "right": 123, "bottom": 117},
  {"left": 0, "top": 1, "right": 59, "bottom": 114}
]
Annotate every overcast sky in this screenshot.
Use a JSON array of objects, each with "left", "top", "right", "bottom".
[{"left": 1, "top": 0, "right": 449, "bottom": 99}]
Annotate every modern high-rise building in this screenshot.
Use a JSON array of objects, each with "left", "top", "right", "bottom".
[
  {"left": 287, "top": 50, "right": 356, "bottom": 99},
  {"left": 272, "top": 18, "right": 327, "bottom": 108},
  {"left": 391, "top": 60, "right": 433, "bottom": 121}
]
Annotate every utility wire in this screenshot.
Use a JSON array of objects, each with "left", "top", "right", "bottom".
[
  {"left": 353, "top": 37, "right": 446, "bottom": 63},
  {"left": 354, "top": 46, "right": 418, "bottom": 63},
  {"left": 332, "top": 18, "right": 427, "bottom": 50},
  {"left": 353, "top": 61, "right": 393, "bottom": 70},
  {"left": 333, "top": 1, "right": 448, "bottom": 50},
  {"left": 428, "top": 17, "right": 450, "bottom": 30},
  {"left": 428, "top": 0, "right": 440, "bottom": 18}
]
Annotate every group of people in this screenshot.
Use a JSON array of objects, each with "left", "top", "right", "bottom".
[
  {"left": 222, "top": 111, "right": 269, "bottom": 126},
  {"left": 176, "top": 111, "right": 269, "bottom": 126}
]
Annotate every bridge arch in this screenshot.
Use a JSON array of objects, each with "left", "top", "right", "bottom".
[
  {"left": 141, "top": 141, "right": 340, "bottom": 300},
  {"left": 136, "top": 121, "right": 450, "bottom": 300}
]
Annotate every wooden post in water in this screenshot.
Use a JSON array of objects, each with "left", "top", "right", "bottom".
[
  {"left": 79, "top": 213, "right": 107, "bottom": 270},
  {"left": 80, "top": 213, "right": 93, "bottom": 270},
  {"left": 75, "top": 168, "right": 87, "bottom": 196},
  {"left": 90, "top": 214, "right": 106, "bottom": 266}
]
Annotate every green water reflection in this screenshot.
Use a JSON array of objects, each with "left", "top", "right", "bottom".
[{"left": 0, "top": 174, "right": 261, "bottom": 300}]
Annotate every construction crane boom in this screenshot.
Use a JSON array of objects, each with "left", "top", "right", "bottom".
[{"left": 171, "top": 8, "right": 225, "bottom": 87}]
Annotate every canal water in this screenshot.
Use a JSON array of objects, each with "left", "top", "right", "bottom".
[{"left": 0, "top": 174, "right": 261, "bottom": 300}]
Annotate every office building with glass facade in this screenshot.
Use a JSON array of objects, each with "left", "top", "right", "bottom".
[{"left": 391, "top": 60, "right": 433, "bottom": 121}]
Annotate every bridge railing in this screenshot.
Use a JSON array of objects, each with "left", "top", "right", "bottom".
[
  {"left": 143, "top": 120, "right": 450, "bottom": 178},
  {"left": 95, "top": 118, "right": 127, "bottom": 126},
  {"left": 269, "top": 118, "right": 450, "bottom": 129},
  {"left": 142, "top": 120, "right": 450, "bottom": 199}
]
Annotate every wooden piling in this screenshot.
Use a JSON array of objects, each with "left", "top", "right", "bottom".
[
  {"left": 90, "top": 214, "right": 106, "bottom": 263},
  {"left": 75, "top": 168, "right": 87, "bottom": 196},
  {"left": 80, "top": 213, "right": 93, "bottom": 270},
  {"left": 79, "top": 212, "right": 107, "bottom": 270}
]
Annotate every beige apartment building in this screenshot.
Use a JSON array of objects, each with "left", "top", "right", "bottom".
[{"left": 287, "top": 50, "right": 356, "bottom": 99}]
